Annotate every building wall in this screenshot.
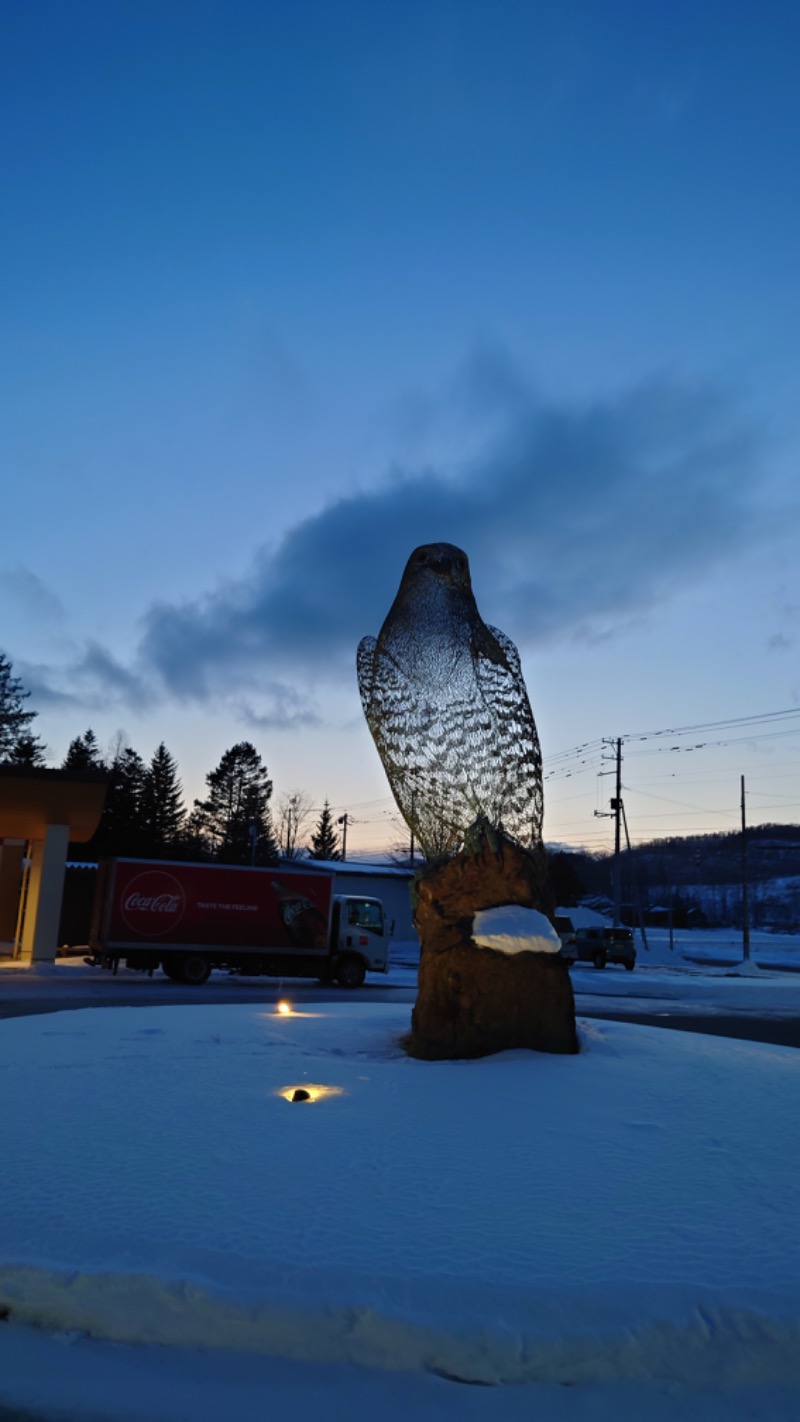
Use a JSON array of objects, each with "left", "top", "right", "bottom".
[{"left": 332, "top": 869, "right": 416, "bottom": 943}]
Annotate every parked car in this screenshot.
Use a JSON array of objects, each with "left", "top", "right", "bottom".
[{"left": 561, "top": 925, "right": 636, "bottom": 971}]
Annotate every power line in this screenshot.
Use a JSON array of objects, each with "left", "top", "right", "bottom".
[
  {"left": 544, "top": 707, "right": 800, "bottom": 770},
  {"left": 623, "top": 707, "right": 800, "bottom": 739}
]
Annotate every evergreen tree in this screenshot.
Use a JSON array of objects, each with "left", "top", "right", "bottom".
[
  {"left": 91, "top": 746, "right": 147, "bottom": 857},
  {"left": 179, "top": 806, "right": 214, "bottom": 861},
  {"left": 193, "top": 742, "right": 278, "bottom": 865},
  {"left": 309, "top": 800, "right": 341, "bottom": 860},
  {"left": 7, "top": 732, "right": 48, "bottom": 768},
  {"left": 141, "top": 743, "right": 185, "bottom": 857},
  {"left": 0, "top": 652, "right": 37, "bottom": 761},
  {"left": 63, "top": 729, "right": 105, "bottom": 771},
  {"left": 547, "top": 850, "right": 587, "bottom": 907}
]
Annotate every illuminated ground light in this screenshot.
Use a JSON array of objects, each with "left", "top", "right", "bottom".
[
  {"left": 279, "top": 1084, "right": 345, "bottom": 1104},
  {"left": 260, "top": 1005, "right": 321, "bottom": 1021}
]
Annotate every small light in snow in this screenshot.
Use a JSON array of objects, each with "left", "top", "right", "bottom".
[
  {"left": 278, "top": 1083, "right": 345, "bottom": 1104},
  {"left": 276, "top": 1000, "right": 292, "bottom": 1015}
]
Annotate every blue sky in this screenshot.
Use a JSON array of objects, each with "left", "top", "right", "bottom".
[{"left": 2, "top": 0, "right": 799, "bottom": 854}]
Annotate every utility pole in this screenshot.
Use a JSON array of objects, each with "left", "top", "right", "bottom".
[
  {"left": 337, "top": 813, "right": 350, "bottom": 862},
  {"left": 612, "top": 737, "right": 622, "bottom": 927},
  {"left": 741, "top": 775, "right": 750, "bottom": 961},
  {"left": 594, "top": 739, "right": 623, "bottom": 921},
  {"left": 621, "top": 800, "right": 648, "bottom": 952}
]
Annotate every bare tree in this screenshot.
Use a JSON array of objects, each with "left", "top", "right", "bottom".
[{"left": 277, "top": 789, "right": 315, "bottom": 859}]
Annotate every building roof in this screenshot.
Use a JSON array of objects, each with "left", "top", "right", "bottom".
[
  {"left": 0, "top": 766, "right": 107, "bottom": 842},
  {"left": 281, "top": 857, "right": 414, "bottom": 880}
]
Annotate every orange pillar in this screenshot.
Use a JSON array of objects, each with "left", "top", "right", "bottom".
[{"left": 19, "top": 824, "right": 70, "bottom": 965}]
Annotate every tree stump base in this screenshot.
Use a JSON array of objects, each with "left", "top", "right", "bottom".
[{"left": 407, "top": 823, "right": 578, "bottom": 1060}]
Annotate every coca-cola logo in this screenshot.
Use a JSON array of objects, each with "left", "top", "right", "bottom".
[
  {"left": 120, "top": 870, "right": 187, "bottom": 936},
  {"left": 283, "top": 897, "right": 311, "bottom": 926}
]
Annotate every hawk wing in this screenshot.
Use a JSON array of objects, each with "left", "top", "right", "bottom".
[
  {"left": 356, "top": 635, "right": 377, "bottom": 712},
  {"left": 356, "top": 634, "right": 468, "bottom": 857},
  {"left": 471, "top": 625, "right": 543, "bottom": 844}
]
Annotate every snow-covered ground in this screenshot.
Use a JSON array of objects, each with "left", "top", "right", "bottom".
[{"left": 1, "top": 997, "right": 799, "bottom": 1420}]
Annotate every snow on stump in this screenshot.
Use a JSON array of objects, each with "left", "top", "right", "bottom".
[{"left": 407, "top": 822, "right": 578, "bottom": 1059}]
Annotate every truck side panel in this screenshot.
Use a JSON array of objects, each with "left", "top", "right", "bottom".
[{"left": 91, "top": 860, "right": 334, "bottom": 958}]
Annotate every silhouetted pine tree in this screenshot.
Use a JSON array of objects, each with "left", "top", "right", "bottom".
[
  {"left": 309, "top": 800, "right": 341, "bottom": 860},
  {"left": 141, "top": 743, "right": 185, "bottom": 857},
  {"left": 0, "top": 653, "right": 37, "bottom": 761},
  {"left": 7, "top": 732, "right": 48, "bottom": 768},
  {"left": 63, "top": 729, "right": 105, "bottom": 771},
  {"left": 193, "top": 742, "right": 278, "bottom": 865},
  {"left": 91, "top": 746, "right": 147, "bottom": 857},
  {"left": 179, "top": 806, "right": 214, "bottom": 861}
]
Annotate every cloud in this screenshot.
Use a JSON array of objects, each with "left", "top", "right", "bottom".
[
  {"left": 137, "top": 357, "right": 780, "bottom": 702},
  {"left": 0, "top": 566, "right": 66, "bottom": 624},
  {"left": 239, "top": 689, "right": 322, "bottom": 732},
  {"left": 18, "top": 644, "right": 153, "bottom": 715},
  {"left": 71, "top": 643, "right": 154, "bottom": 710},
  {"left": 19, "top": 352, "right": 794, "bottom": 725}
]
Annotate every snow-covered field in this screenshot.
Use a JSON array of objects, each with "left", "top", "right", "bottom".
[
  {"left": 1, "top": 995, "right": 799, "bottom": 1420},
  {"left": 391, "top": 921, "right": 800, "bottom": 973},
  {"left": 388, "top": 926, "right": 800, "bottom": 1026}
]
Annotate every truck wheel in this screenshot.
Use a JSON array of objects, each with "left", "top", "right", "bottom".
[
  {"left": 593, "top": 954, "right": 606, "bottom": 970},
  {"left": 161, "top": 959, "right": 182, "bottom": 982},
  {"left": 625, "top": 960, "right": 635, "bottom": 971},
  {"left": 180, "top": 955, "right": 212, "bottom": 986},
  {"left": 336, "top": 955, "right": 366, "bottom": 989}
]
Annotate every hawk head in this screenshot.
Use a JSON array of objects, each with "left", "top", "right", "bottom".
[{"left": 398, "top": 543, "right": 472, "bottom": 593}]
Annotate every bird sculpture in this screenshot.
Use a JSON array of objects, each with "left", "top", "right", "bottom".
[{"left": 357, "top": 542, "right": 543, "bottom": 859}]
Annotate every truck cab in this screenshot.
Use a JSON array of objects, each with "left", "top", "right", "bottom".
[{"left": 330, "top": 895, "right": 388, "bottom": 986}]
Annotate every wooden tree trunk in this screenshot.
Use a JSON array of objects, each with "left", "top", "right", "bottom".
[{"left": 407, "top": 822, "right": 578, "bottom": 1060}]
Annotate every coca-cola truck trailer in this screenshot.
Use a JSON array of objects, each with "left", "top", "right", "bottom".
[{"left": 86, "top": 858, "right": 389, "bottom": 987}]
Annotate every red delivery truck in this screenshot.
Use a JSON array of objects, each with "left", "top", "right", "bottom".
[{"left": 86, "top": 858, "right": 389, "bottom": 987}]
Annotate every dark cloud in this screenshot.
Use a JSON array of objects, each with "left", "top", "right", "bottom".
[
  {"left": 72, "top": 643, "right": 154, "bottom": 710},
  {"left": 21, "top": 357, "right": 790, "bottom": 724},
  {"left": 239, "top": 688, "right": 322, "bottom": 732},
  {"left": 19, "top": 644, "right": 153, "bottom": 715},
  {"left": 137, "top": 364, "right": 776, "bottom": 702}
]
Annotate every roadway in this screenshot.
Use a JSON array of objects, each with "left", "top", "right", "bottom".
[{"left": 0, "top": 963, "right": 798, "bottom": 1046}]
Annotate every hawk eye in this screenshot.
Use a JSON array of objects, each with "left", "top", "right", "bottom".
[
  {"left": 456, "top": 558, "right": 466, "bottom": 572},
  {"left": 417, "top": 552, "right": 429, "bottom": 565}
]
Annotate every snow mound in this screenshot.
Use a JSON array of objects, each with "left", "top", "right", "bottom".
[
  {"left": 0, "top": 1004, "right": 799, "bottom": 1388},
  {"left": 471, "top": 905, "right": 560, "bottom": 954},
  {"left": 1, "top": 1263, "right": 799, "bottom": 1387}
]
